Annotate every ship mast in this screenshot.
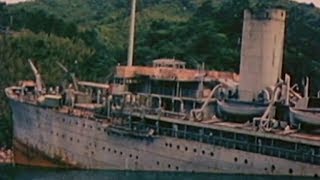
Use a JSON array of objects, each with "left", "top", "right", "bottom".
[{"left": 127, "top": 0, "right": 137, "bottom": 66}]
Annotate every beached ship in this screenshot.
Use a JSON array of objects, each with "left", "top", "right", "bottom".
[{"left": 5, "top": 2, "right": 320, "bottom": 177}]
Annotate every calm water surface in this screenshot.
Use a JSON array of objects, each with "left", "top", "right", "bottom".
[{"left": 0, "top": 165, "right": 316, "bottom": 180}]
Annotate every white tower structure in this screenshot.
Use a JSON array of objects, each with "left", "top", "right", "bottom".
[{"left": 238, "top": 9, "right": 286, "bottom": 101}]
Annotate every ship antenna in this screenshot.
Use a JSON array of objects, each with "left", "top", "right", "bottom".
[{"left": 127, "top": 0, "right": 137, "bottom": 67}]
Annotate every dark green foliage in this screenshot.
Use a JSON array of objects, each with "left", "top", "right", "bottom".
[{"left": 1, "top": 0, "right": 320, "bottom": 146}]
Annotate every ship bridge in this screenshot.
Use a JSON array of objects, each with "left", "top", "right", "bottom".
[{"left": 152, "top": 58, "right": 186, "bottom": 69}]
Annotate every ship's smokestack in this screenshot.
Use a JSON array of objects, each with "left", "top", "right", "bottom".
[
  {"left": 127, "top": 0, "right": 137, "bottom": 67},
  {"left": 238, "top": 9, "right": 286, "bottom": 101}
]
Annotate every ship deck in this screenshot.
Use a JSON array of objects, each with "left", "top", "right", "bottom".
[
  {"left": 5, "top": 87, "right": 320, "bottom": 147},
  {"left": 123, "top": 109, "right": 320, "bottom": 147}
]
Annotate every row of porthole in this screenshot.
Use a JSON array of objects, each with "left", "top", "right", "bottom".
[
  {"left": 165, "top": 142, "right": 214, "bottom": 157},
  {"left": 50, "top": 131, "right": 80, "bottom": 143},
  {"left": 60, "top": 118, "right": 110, "bottom": 135},
  {"left": 156, "top": 161, "right": 179, "bottom": 171},
  {"left": 231, "top": 156, "right": 302, "bottom": 175},
  {"left": 47, "top": 128, "right": 318, "bottom": 178},
  {"left": 264, "top": 164, "right": 318, "bottom": 177},
  {"left": 100, "top": 146, "right": 139, "bottom": 160},
  {"left": 51, "top": 128, "right": 121, "bottom": 153},
  {"left": 51, "top": 129, "right": 141, "bottom": 161},
  {"left": 165, "top": 142, "right": 317, "bottom": 177},
  {"left": 264, "top": 165, "right": 294, "bottom": 175},
  {"left": 233, "top": 157, "right": 248, "bottom": 165}
]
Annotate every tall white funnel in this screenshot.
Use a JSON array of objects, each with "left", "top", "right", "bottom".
[{"left": 238, "top": 9, "right": 286, "bottom": 101}]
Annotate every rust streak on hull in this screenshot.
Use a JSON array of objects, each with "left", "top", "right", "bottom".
[{"left": 13, "top": 138, "right": 79, "bottom": 169}]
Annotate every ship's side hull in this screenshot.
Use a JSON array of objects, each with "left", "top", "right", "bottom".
[{"left": 9, "top": 99, "right": 320, "bottom": 177}]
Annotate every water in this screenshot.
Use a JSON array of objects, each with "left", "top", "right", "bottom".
[{"left": 0, "top": 165, "right": 316, "bottom": 180}]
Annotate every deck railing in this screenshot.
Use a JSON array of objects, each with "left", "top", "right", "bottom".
[
  {"left": 125, "top": 122, "right": 320, "bottom": 165},
  {"left": 115, "top": 105, "right": 320, "bottom": 165}
]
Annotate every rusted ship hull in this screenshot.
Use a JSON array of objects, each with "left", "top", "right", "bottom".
[
  {"left": 13, "top": 138, "right": 71, "bottom": 168},
  {"left": 9, "top": 99, "right": 320, "bottom": 177}
]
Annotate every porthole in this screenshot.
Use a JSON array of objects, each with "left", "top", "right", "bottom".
[
  {"left": 169, "top": 143, "right": 172, "bottom": 148},
  {"left": 70, "top": 137, "right": 73, "bottom": 141},
  {"left": 129, "top": 154, "right": 132, "bottom": 158},
  {"left": 202, "top": 150, "right": 205, "bottom": 155},
  {"left": 244, "top": 159, "right": 248, "bottom": 164},
  {"left": 193, "top": 148, "right": 197, "bottom": 153},
  {"left": 136, "top": 156, "right": 139, "bottom": 160},
  {"left": 120, "top": 152, "right": 123, "bottom": 155},
  {"left": 77, "top": 139, "right": 80, "bottom": 143},
  {"left": 156, "top": 161, "right": 160, "bottom": 165},
  {"left": 185, "top": 147, "right": 188, "bottom": 151},
  {"left": 289, "top": 168, "right": 293, "bottom": 174},
  {"left": 89, "top": 125, "right": 93, "bottom": 129},
  {"left": 165, "top": 143, "right": 168, "bottom": 147},
  {"left": 210, "top": 152, "right": 214, "bottom": 157},
  {"left": 271, "top": 165, "right": 276, "bottom": 171},
  {"left": 177, "top": 145, "right": 180, "bottom": 150},
  {"left": 102, "top": 147, "right": 105, "bottom": 150},
  {"left": 56, "top": 133, "right": 59, "bottom": 136},
  {"left": 91, "top": 151, "right": 94, "bottom": 155},
  {"left": 62, "top": 134, "right": 65, "bottom": 138},
  {"left": 114, "top": 150, "right": 117, "bottom": 154},
  {"left": 175, "top": 166, "right": 179, "bottom": 170},
  {"left": 108, "top": 148, "right": 111, "bottom": 152},
  {"left": 234, "top": 157, "right": 238, "bottom": 162},
  {"left": 168, "top": 164, "right": 171, "bottom": 168},
  {"left": 83, "top": 124, "right": 85, "bottom": 127}
]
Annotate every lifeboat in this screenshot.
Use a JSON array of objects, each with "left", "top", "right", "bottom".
[
  {"left": 289, "top": 97, "right": 320, "bottom": 129},
  {"left": 216, "top": 99, "right": 269, "bottom": 121}
]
